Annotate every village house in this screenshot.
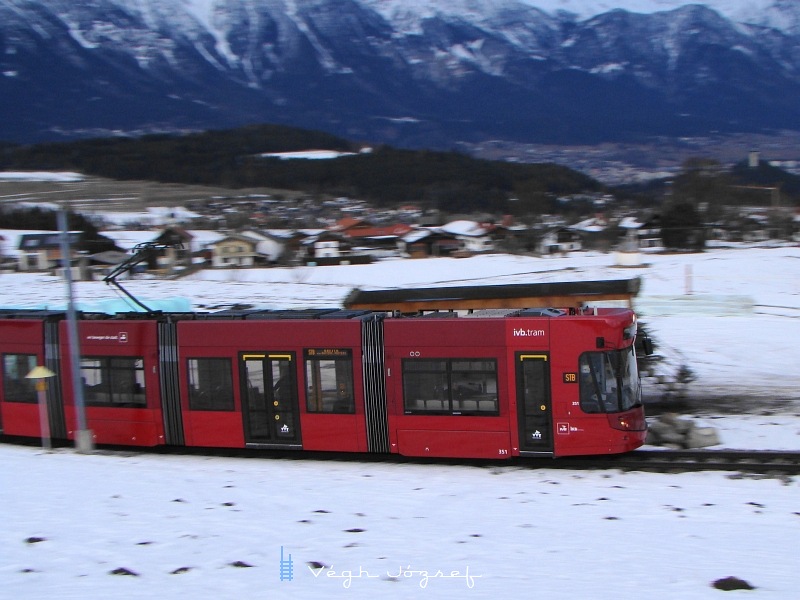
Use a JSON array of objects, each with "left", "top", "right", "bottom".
[
  {"left": 300, "top": 230, "right": 373, "bottom": 266},
  {"left": 129, "top": 226, "right": 197, "bottom": 275},
  {"left": 402, "top": 228, "right": 461, "bottom": 258},
  {"left": 210, "top": 230, "right": 286, "bottom": 268},
  {"left": 331, "top": 217, "right": 413, "bottom": 258},
  {"left": 439, "top": 220, "right": 495, "bottom": 254},
  {"left": 16, "top": 231, "right": 82, "bottom": 271},
  {"left": 401, "top": 220, "right": 495, "bottom": 258},
  {"left": 568, "top": 215, "right": 615, "bottom": 251},
  {"left": 211, "top": 233, "right": 262, "bottom": 268},
  {"left": 635, "top": 215, "right": 663, "bottom": 248},
  {"left": 488, "top": 217, "right": 530, "bottom": 253},
  {"left": 536, "top": 226, "right": 582, "bottom": 255}
]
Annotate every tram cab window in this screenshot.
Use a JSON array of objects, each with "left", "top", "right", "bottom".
[
  {"left": 187, "top": 358, "right": 234, "bottom": 411},
  {"left": 2, "top": 353, "right": 38, "bottom": 403},
  {"left": 305, "top": 349, "right": 355, "bottom": 414},
  {"left": 403, "top": 358, "right": 499, "bottom": 415},
  {"left": 81, "top": 356, "right": 147, "bottom": 408},
  {"left": 578, "top": 346, "right": 641, "bottom": 414}
]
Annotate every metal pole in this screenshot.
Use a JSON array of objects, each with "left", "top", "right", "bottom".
[
  {"left": 36, "top": 380, "right": 51, "bottom": 451},
  {"left": 58, "top": 210, "right": 94, "bottom": 453},
  {"left": 26, "top": 365, "right": 55, "bottom": 451},
  {"left": 685, "top": 263, "right": 693, "bottom": 296}
]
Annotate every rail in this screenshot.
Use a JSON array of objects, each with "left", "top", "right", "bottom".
[
  {"left": 547, "top": 450, "right": 800, "bottom": 475},
  {"left": 4, "top": 438, "right": 797, "bottom": 476}
]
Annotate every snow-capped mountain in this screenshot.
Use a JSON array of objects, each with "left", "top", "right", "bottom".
[
  {"left": 1, "top": 0, "right": 798, "bottom": 146},
  {"left": 367, "top": 0, "right": 799, "bottom": 33}
]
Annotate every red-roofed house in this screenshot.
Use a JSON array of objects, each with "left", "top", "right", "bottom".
[{"left": 330, "top": 218, "right": 413, "bottom": 258}]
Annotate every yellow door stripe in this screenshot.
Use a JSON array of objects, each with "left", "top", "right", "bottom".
[{"left": 242, "top": 353, "right": 293, "bottom": 361}]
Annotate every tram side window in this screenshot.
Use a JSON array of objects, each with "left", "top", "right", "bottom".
[
  {"left": 403, "top": 358, "right": 499, "bottom": 415},
  {"left": 81, "top": 356, "right": 146, "bottom": 408},
  {"left": 187, "top": 358, "right": 234, "bottom": 411},
  {"left": 305, "top": 350, "right": 355, "bottom": 414},
  {"left": 2, "top": 354, "right": 38, "bottom": 403}
]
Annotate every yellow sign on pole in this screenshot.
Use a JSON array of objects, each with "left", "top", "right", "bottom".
[{"left": 25, "top": 366, "right": 55, "bottom": 380}]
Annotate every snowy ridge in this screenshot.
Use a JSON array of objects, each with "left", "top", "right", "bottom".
[
  {"left": 1, "top": 0, "right": 799, "bottom": 145},
  {"left": 361, "top": 0, "right": 797, "bottom": 32}
]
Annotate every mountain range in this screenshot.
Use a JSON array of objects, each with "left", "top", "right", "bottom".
[{"left": 1, "top": 0, "right": 799, "bottom": 148}]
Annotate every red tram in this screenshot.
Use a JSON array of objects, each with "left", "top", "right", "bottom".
[{"left": 0, "top": 307, "right": 647, "bottom": 458}]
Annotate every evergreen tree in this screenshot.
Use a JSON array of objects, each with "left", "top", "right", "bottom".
[
  {"left": 661, "top": 201, "right": 705, "bottom": 250},
  {"left": 0, "top": 208, "right": 121, "bottom": 253}
]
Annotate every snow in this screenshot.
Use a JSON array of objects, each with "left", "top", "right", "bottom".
[
  {"left": 261, "top": 150, "right": 357, "bottom": 160},
  {"left": 1, "top": 244, "right": 799, "bottom": 598},
  {"left": 0, "top": 172, "right": 84, "bottom": 182},
  {"left": 1, "top": 442, "right": 797, "bottom": 599},
  {"left": 439, "top": 219, "right": 489, "bottom": 236}
]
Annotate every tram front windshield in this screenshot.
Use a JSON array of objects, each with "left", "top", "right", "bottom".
[{"left": 578, "top": 346, "right": 641, "bottom": 414}]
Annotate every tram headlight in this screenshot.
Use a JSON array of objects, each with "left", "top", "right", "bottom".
[{"left": 608, "top": 412, "right": 647, "bottom": 431}]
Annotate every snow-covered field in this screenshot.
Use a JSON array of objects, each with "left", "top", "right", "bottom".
[
  {"left": 1, "top": 245, "right": 799, "bottom": 598},
  {"left": 3, "top": 442, "right": 797, "bottom": 600}
]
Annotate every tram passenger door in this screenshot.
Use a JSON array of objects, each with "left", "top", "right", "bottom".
[
  {"left": 516, "top": 353, "right": 553, "bottom": 454},
  {"left": 240, "top": 353, "right": 301, "bottom": 447}
]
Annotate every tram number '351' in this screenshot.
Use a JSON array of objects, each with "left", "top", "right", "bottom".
[{"left": 498, "top": 449, "right": 508, "bottom": 455}]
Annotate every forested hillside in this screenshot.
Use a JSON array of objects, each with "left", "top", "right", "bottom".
[{"left": 0, "top": 125, "right": 602, "bottom": 214}]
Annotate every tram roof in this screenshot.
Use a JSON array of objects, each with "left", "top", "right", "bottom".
[{"left": 344, "top": 277, "right": 641, "bottom": 312}]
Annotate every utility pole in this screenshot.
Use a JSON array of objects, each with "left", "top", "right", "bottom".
[{"left": 58, "top": 210, "right": 94, "bottom": 453}]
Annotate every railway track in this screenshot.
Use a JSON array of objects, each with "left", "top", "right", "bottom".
[
  {"left": 546, "top": 450, "right": 800, "bottom": 475},
  {"left": 5, "top": 437, "right": 799, "bottom": 476}
]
